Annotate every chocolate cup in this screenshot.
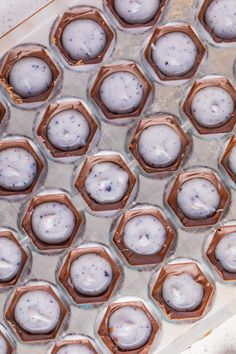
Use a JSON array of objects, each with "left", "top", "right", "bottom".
[
  {"left": 0, "top": 102, "right": 6, "bottom": 124},
  {"left": 113, "top": 208, "right": 176, "bottom": 266},
  {"left": 206, "top": 225, "right": 236, "bottom": 281},
  {"left": 106, "top": 0, "right": 168, "bottom": 29},
  {"left": 5, "top": 284, "right": 68, "bottom": 343},
  {"left": 90, "top": 63, "right": 152, "bottom": 120},
  {"left": 0, "top": 139, "right": 44, "bottom": 197},
  {"left": 221, "top": 135, "right": 236, "bottom": 184},
  {"left": 51, "top": 338, "right": 98, "bottom": 354},
  {"left": 167, "top": 170, "right": 229, "bottom": 227},
  {"left": 98, "top": 300, "right": 159, "bottom": 354},
  {"left": 152, "top": 262, "right": 214, "bottom": 320},
  {"left": 0, "top": 329, "right": 14, "bottom": 354},
  {"left": 37, "top": 101, "right": 98, "bottom": 158},
  {"left": 144, "top": 24, "right": 206, "bottom": 81},
  {"left": 0, "top": 44, "right": 60, "bottom": 104},
  {"left": 183, "top": 77, "right": 236, "bottom": 134},
  {"left": 75, "top": 154, "right": 136, "bottom": 212},
  {"left": 58, "top": 246, "right": 121, "bottom": 304},
  {"left": 0, "top": 231, "right": 28, "bottom": 287},
  {"left": 21, "top": 193, "right": 83, "bottom": 251},
  {"left": 52, "top": 7, "right": 114, "bottom": 66},
  {"left": 129, "top": 116, "right": 190, "bottom": 173},
  {"left": 198, "top": 0, "right": 236, "bottom": 43}
]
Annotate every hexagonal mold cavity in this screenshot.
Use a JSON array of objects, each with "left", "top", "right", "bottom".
[
  {"left": 129, "top": 116, "right": 190, "bottom": 173},
  {"left": 183, "top": 77, "right": 236, "bottom": 134},
  {"left": 0, "top": 324, "right": 14, "bottom": 354},
  {"left": 105, "top": 0, "right": 168, "bottom": 29},
  {"left": 50, "top": 336, "right": 98, "bottom": 354},
  {"left": 75, "top": 153, "right": 136, "bottom": 213},
  {"left": 0, "top": 101, "right": 6, "bottom": 125},
  {"left": 113, "top": 207, "right": 175, "bottom": 266},
  {"left": 5, "top": 284, "right": 68, "bottom": 343},
  {"left": 21, "top": 193, "right": 83, "bottom": 251},
  {"left": 167, "top": 170, "right": 229, "bottom": 227},
  {"left": 37, "top": 100, "right": 98, "bottom": 158},
  {"left": 144, "top": 24, "right": 206, "bottom": 81},
  {"left": 90, "top": 63, "right": 152, "bottom": 120},
  {"left": 0, "top": 139, "right": 44, "bottom": 197},
  {"left": 206, "top": 225, "right": 236, "bottom": 281},
  {"left": 221, "top": 135, "right": 236, "bottom": 184},
  {"left": 151, "top": 262, "right": 214, "bottom": 320},
  {"left": 0, "top": 44, "right": 60, "bottom": 105},
  {"left": 58, "top": 245, "right": 121, "bottom": 304},
  {"left": 0, "top": 230, "right": 28, "bottom": 287},
  {"left": 52, "top": 7, "right": 114, "bottom": 67},
  {"left": 198, "top": 0, "right": 236, "bottom": 43},
  {"left": 0, "top": 99, "right": 9, "bottom": 135},
  {"left": 98, "top": 300, "right": 159, "bottom": 353}
]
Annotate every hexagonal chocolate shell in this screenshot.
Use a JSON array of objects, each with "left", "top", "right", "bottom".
[
  {"left": 183, "top": 77, "right": 236, "bottom": 134},
  {"left": 129, "top": 116, "right": 190, "bottom": 173},
  {"left": 90, "top": 63, "right": 152, "bottom": 120},
  {"left": 75, "top": 154, "right": 136, "bottom": 212},
  {"left": 113, "top": 208, "right": 175, "bottom": 266},
  {"left": 106, "top": 0, "right": 168, "bottom": 29},
  {"left": 221, "top": 135, "right": 236, "bottom": 184},
  {"left": 0, "top": 44, "right": 60, "bottom": 104},
  {"left": 51, "top": 338, "right": 98, "bottom": 354},
  {"left": 144, "top": 24, "right": 206, "bottom": 81},
  {"left": 5, "top": 284, "right": 68, "bottom": 343},
  {"left": 52, "top": 7, "right": 114, "bottom": 66},
  {"left": 58, "top": 246, "right": 121, "bottom": 304},
  {"left": 0, "top": 101, "right": 6, "bottom": 125},
  {"left": 0, "top": 327, "right": 14, "bottom": 354},
  {"left": 152, "top": 262, "right": 214, "bottom": 320},
  {"left": 0, "top": 230, "right": 28, "bottom": 287},
  {"left": 0, "top": 139, "right": 44, "bottom": 197},
  {"left": 98, "top": 300, "right": 159, "bottom": 353},
  {"left": 21, "top": 193, "right": 83, "bottom": 251},
  {"left": 37, "top": 101, "right": 98, "bottom": 158},
  {"left": 198, "top": 0, "right": 236, "bottom": 43},
  {"left": 206, "top": 225, "right": 236, "bottom": 281},
  {"left": 167, "top": 170, "right": 229, "bottom": 227}
]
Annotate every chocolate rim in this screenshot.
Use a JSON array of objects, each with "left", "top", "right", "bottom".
[
  {"left": 183, "top": 77, "right": 236, "bottom": 134},
  {"left": 37, "top": 101, "right": 98, "bottom": 158},
  {"left": 5, "top": 284, "right": 68, "bottom": 343},
  {"left": 58, "top": 246, "right": 121, "bottom": 304},
  {"left": 221, "top": 135, "right": 236, "bottom": 183},
  {"left": 21, "top": 194, "right": 83, "bottom": 251},
  {"left": 167, "top": 170, "right": 229, "bottom": 227},
  {"left": 113, "top": 208, "right": 176, "bottom": 266},
  {"left": 0, "top": 139, "right": 44, "bottom": 197},
  {"left": 0, "top": 231, "right": 28, "bottom": 287},
  {"left": 75, "top": 154, "right": 136, "bottom": 212},
  {"left": 206, "top": 225, "right": 236, "bottom": 281},
  {"left": 0, "top": 45, "right": 60, "bottom": 104},
  {"left": 129, "top": 116, "right": 191, "bottom": 173},
  {"left": 51, "top": 338, "right": 98, "bottom": 354},
  {"left": 0, "top": 102, "right": 6, "bottom": 124},
  {"left": 98, "top": 300, "right": 159, "bottom": 354},
  {"left": 152, "top": 262, "right": 214, "bottom": 320},
  {"left": 106, "top": 0, "right": 168, "bottom": 28},
  {"left": 52, "top": 7, "right": 114, "bottom": 66},
  {"left": 144, "top": 24, "right": 206, "bottom": 81},
  {"left": 0, "top": 328, "right": 14, "bottom": 354},
  {"left": 90, "top": 63, "right": 152, "bottom": 120},
  {"left": 198, "top": 0, "right": 236, "bottom": 43}
]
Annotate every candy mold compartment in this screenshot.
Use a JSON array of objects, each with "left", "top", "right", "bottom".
[{"left": 0, "top": 0, "right": 236, "bottom": 353}]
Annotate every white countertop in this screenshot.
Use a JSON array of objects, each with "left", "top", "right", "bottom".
[{"left": 0, "top": 0, "right": 51, "bottom": 37}]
